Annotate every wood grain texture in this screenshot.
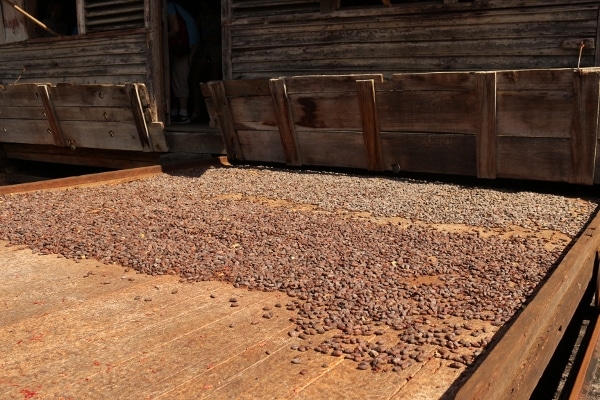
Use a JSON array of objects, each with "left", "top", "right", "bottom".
[
  {"left": 380, "top": 133, "right": 477, "bottom": 176},
  {"left": 570, "top": 69, "right": 599, "bottom": 185},
  {"left": 455, "top": 212, "right": 600, "bottom": 400},
  {"left": 496, "top": 136, "right": 570, "bottom": 182},
  {"left": 208, "top": 81, "right": 244, "bottom": 161},
  {"left": 37, "top": 84, "right": 65, "bottom": 147},
  {"left": 269, "top": 78, "right": 302, "bottom": 166},
  {"left": 356, "top": 79, "right": 384, "bottom": 171},
  {"left": 476, "top": 72, "right": 497, "bottom": 179},
  {"left": 226, "top": 2, "right": 599, "bottom": 79}
]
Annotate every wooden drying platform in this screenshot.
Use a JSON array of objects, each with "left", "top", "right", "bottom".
[
  {"left": 1, "top": 165, "right": 600, "bottom": 399},
  {"left": 0, "top": 242, "right": 464, "bottom": 399}
]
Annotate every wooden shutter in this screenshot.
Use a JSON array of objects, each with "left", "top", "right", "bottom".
[{"left": 80, "top": 0, "right": 145, "bottom": 34}]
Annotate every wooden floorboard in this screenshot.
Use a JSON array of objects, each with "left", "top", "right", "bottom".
[{"left": 0, "top": 242, "right": 472, "bottom": 399}]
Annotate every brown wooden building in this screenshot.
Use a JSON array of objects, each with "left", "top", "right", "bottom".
[{"left": 2, "top": 0, "right": 600, "bottom": 183}]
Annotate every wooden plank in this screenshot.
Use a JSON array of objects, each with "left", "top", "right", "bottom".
[
  {"left": 569, "top": 70, "right": 599, "bottom": 185},
  {"left": 49, "top": 84, "right": 131, "bottom": 107},
  {"left": 320, "top": 0, "right": 337, "bottom": 12},
  {"left": 0, "top": 84, "right": 43, "bottom": 107},
  {"left": 380, "top": 133, "right": 476, "bottom": 176},
  {"left": 2, "top": 143, "right": 163, "bottom": 169},
  {"left": 53, "top": 106, "right": 135, "bottom": 121},
  {"left": 377, "top": 89, "right": 479, "bottom": 134},
  {"left": 126, "top": 83, "right": 152, "bottom": 151},
  {"left": 476, "top": 72, "right": 497, "bottom": 179},
  {"left": 223, "top": 0, "right": 233, "bottom": 80},
  {"left": 496, "top": 90, "right": 573, "bottom": 138},
  {"left": 223, "top": 79, "right": 272, "bottom": 97},
  {"left": 229, "top": 96, "right": 279, "bottom": 130},
  {"left": 496, "top": 137, "right": 570, "bottom": 182},
  {"left": 0, "top": 120, "right": 55, "bottom": 145},
  {"left": 284, "top": 74, "right": 384, "bottom": 94},
  {"left": 454, "top": 211, "right": 600, "bottom": 400},
  {"left": 390, "top": 72, "right": 479, "bottom": 90},
  {"left": 208, "top": 81, "right": 244, "bottom": 161},
  {"left": 289, "top": 92, "right": 363, "bottom": 131},
  {"left": 296, "top": 130, "right": 366, "bottom": 169},
  {"left": 0, "top": 106, "right": 46, "bottom": 120},
  {"left": 496, "top": 70, "right": 575, "bottom": 138},
  {"left": 356, "top": 79, "right": 384, "bottom": 171},
  {"left": 596, "top": 6, "right": 600, "bottom": 67},
  {"left": 236, "top": 130, "right": 286, "bottom": 164},
  {"left": 269, "top": 78, "right": 302, "bottom": 166},
  {"left": 37, "top": 84, "right": 65, "bottom": 147},
  {"left": 59, "top": 120, "right": 144, "bottom": 151}
]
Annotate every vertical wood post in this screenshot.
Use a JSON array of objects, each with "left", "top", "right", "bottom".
[
  {"left": 570, "top": 70, "right": 599, "bottom": 185},
  {"left": 269, "top": 78, "right": 302, "bottom": 166},
  {"left": 208, "top": 81, "right": 243, "bottom": 161},
  {"left": 356, "top": 79, "right": 384, "bottom": 171},
  {"left": 36, "top": 84, "right": 65, "bottom": 147},
  {"left": 476, "top": 72, "right": 497, "bottom": 179},
  {"left": 222, "top": 0, "right": 233, "bottom": 80},
  {"left": 126, "top": 83, "right": 152, "bottom": 151}
]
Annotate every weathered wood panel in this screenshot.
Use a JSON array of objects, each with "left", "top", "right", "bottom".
[
  {"left": 378, "top": 73, "right": 480, "bottom": 134},
  {"left": 380, "top": 133, "right": 477, "bottom": 176},
  {"left": 0, "top": 83, "right": 167, "bottom": 152},
  {"left": 496, "top": 137, "right": 571, "bottom": 182},
  {"left": 496, "top": 70, "right": 576, "bottom": 138},
  {"left": 0, "top": 33, "right": 149, "bottom": 86},
  {"left": 237, "top": 130, "right": 286, "bottom": 163},
  {"left": 495, "top": 69, "right": 600, "bottom": 184},
  {"left": 205, "top": 68, "right": 600, "bottom": 184},
  {"left": 296, "top": 130, "right": 367, "bottom": 169},
  {"left": 0, "top": 84, "right": 53, "bottom": 145},
  {"left": 226, "top": 1, "right": 599, "bottom": 79}
]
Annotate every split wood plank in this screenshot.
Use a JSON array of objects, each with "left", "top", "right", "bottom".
[
  {"left": 455, "top": 211, "right": 600, "bottom": 400},
  {"left": 207, "top": 81, "right": 244, "bottom": 161},
  {"left": 356, "top": 79, "right": 384, "bottom": 171},
  {"left": 1, "top": 143, "right": 163, "bottom": 170},
  {"left": 570, "top": 70, "right": 599, "bottom": 185},
  {"left": 126, "top": 83, "right": 152, "bottom": 151},
  {"left": 476, "top": 72, "right": 496, "bottom": 179},
  {"left": 37, "top": 84, "right": 65, "bottom": 147},
  {"left": 269, "top": 78, "right": 302, "bottom": 166}
]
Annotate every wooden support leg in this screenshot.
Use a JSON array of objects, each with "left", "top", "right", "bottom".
[
  {"left": 356, "top": 79, "right": 384, "bottom": 171},
  {"left": 126, "top": 83, "right": 152, "bottom": 152},
  {"left": 270, "top": 78, "right": 302, "bottom": 166},
  {"left": 37, "top": 84, "right": 66, "bottom": 147}
]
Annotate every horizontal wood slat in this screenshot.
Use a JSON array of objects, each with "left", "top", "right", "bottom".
[{"left": 227, "top": 3, "right": 599, "bottom": 79}]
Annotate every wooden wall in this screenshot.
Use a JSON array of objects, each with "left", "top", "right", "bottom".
[
  {"left": 225, "top": 0, "right": 600, "bottom": 79},
  {"left": 0, "top": 32, "right": 150, "bottom": 86},
  {"left": 203, "top": 68, "right": 600, "bottom": 185}
]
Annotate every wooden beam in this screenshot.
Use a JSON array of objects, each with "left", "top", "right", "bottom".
[
  {"left": 455, "top": 211, "right": 600, "bottom": 400},
  {"left": 570, "top": 70, "right": 599, "bottom": 185},
  {"left": 36, "top": 84, "right": 65, "bottom": 147},
  {"left": 126, "top": 83, "right": 152, "bottom": 151},
  {"left": 222, "top": 0, "right": 232, "bottom": 80},
  {"left": 320, "top": 0, "right": 338, "bottom": 12},
  {"left": 269, "top": 78, "right": 302, "bottom": 166},
  {"left": 475, "top": 72, "right": 496, "bottom": 179},
  {"left": 207, "top": 81, "right": 243, "bottom": 161},
  {"left": 356, "top": 79, "right": 384, "bottom": 171}
]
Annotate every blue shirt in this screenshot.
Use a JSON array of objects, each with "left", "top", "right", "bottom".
[{"left": 167, "top": 2, "right": 199, "bottom": 47}]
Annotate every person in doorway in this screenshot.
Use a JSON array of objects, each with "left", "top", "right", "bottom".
[
  {"left": 167, "top": 1, "right": 200, "bottom": 124},
  {"left": 189, "top": 0, "right": 222, "bottom": 122}
]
